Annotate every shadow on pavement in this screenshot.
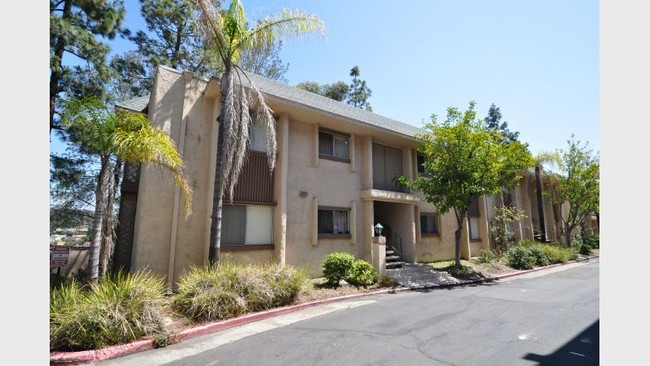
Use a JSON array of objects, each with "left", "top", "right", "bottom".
[{"left": 522, "top": 319, "right": 599, "bottom": 366}]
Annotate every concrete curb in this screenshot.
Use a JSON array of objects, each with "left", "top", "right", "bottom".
[{"left": 50, "top": 254, "right": 598, "bottom": 365}]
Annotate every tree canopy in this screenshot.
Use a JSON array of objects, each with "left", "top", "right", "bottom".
[
  {"left": 296, "top": 65, "right": 372, "bottom": 110},
  {"left": 555, "top": 136, "right": 599, "bottom": 245},
  {"left": 400, "top": 101, "right": 533, "bottom": 268}
]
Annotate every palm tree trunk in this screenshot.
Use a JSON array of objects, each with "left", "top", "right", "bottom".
[
  {"left": 99, "top": 160, "right": 122, "bottom": 276},
  {"left": 208, "top": 65, "right": 234, "bottom": 265},
  {"left": 88, "top": 155, "right": 111, "bottom": 283},
  {"left": 535, "top": 165, "right": 547, "bottom": 243}
]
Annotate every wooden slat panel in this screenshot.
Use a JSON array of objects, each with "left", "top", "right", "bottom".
[{"left": 233, "top": 150, "right": 274, "bottom": 203}]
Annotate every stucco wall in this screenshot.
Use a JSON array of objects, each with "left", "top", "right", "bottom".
[{"left": 284, "top": 118, "right": 364, "bottom": 276}]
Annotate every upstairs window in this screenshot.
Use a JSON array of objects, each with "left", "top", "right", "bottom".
[{"left": 319, "top": 130, "right": 349, "bottom": 161}]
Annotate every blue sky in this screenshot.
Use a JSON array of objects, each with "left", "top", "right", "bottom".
[{"left": 55, "top": 0, "right": 599, "bottom": 158}]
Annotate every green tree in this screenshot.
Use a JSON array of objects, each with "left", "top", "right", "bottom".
[
  {"left": 121, "top": 0, "right": 291, "bottom": 93},
  {"left": 347, "top": 66, "right": 372, "bottom": 111},
  {"left": 295, "top": 81, "right": 322, "bottom": 94},
  {"left": 484, "top": 103, "right": 520, "bottom": 143},
  {"left": 60, "top": 97, "right": 192, "bottom": 283},
  {"left": 555, "top": 136, "right": 599, "bottom": 246},
  {"left": 295, "top": 66, "right": 372, "bottom": 109},
  {"left": 531, "top": 151, "right": 562, "bottom": 243},
  {"left": 195, "top": 0, "right": 325, "bottom": 265},
  {"left": 50, "top": 0, "right": 126, "bottom": 134},
  {"left": 400, "top": 101, "right": 533, "bottom": 269}
]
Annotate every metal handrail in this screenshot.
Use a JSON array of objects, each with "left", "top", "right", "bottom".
[{"left": 387, "top": 231, "right": 403, "bottom": 262}]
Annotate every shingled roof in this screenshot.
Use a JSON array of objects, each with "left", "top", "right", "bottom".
[
  {"left": 242, "top": 72, "right": 425, "bottom": 138},
  {"left": 115, "top": 95, "right": 150, "bottom": 114},
  {"left": 115, "top": 67, "right": 426, "bottom": 138}
]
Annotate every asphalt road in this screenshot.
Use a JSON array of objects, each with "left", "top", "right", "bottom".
[{"left": 96, "top": 259, "right": 599, "bottom": 366}]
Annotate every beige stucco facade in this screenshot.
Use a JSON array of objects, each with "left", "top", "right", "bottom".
[{"left": 126, "top": 66, "right": 584, "bottom": 287}]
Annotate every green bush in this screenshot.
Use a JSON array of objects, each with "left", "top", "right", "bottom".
[
  {"left": 506, "top": 245, "right": 537, "bottom": 270},
  {"left": 50, "top": 270, "right": 167, "bottom": 352},
  {"left": 322, "top": 252, "right": 356, "bottom": 285},
  {"left": 476, "top": 249, "right": 499, "bottom": 264},
  {"left": 578, "top": 243, "right": 593, "bottom": 255},
  {"left": 346, "top": 260, "right": 378, "bottom": 287},
  {"left": 528, "top": 244, "right": 551, "bottom": 267},
  {"left": 584, "top": 234, "right": 599, "bottom": 248},
  {"left": 543, "top": 244, "right": 578, "bottom": 264},
  {"left": 173, "top": 262, "right": 309, "bottom": 323}
]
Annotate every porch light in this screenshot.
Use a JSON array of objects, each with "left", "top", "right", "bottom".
[{"left": 374, "top": 223, "right": 383, "bottom": 237}]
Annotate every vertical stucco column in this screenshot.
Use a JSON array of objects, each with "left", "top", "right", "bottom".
[
  {"left": 478, "top": 195, "right": 490, "bottom": 251},
  {"left": 166, "top": 71, "right": 192, "bottom": 289},
  {"left": 274, "top": 113, "right": 289, "bottom": 265},
  {"left": 361, "top": 200, "right": 374, "bottom": 261},
  {"left": 371, "top": 236, "right": 386, "bottom": 277},
  {"left": 401, "top": 203, "right": 417, "bottom": 262},
  {"left": 401, "top": 146, "right": 413, "bottom": 181},
  {"left": 543, "top": 195, "right": 556, "bottom": 241},
  {"left": 520, "top": 175, "right": 534, "bottom": 241},
  {"left": 361, "top": 135, "right": 373, "bottom": 190},
  {"left": 511, "top": 180, "right": 524, "bottom": 242}
]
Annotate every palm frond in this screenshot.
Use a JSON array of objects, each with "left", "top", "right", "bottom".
[
  {"left": 246, "top": 10, "right": 326, "bottom": 52},
  {"left": 112, "top": 124, "right": 193, "bottom": 217}
]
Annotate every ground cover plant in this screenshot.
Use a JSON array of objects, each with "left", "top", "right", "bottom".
[
  {"left": 50, "top": 270, "right": 167, "bottom": 352},
  {"left": 172, "top": 261, "right": 309, "bottom": 323}
]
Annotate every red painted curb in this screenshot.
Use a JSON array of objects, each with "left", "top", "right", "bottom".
[{"left": 50, "top": 254, "right": 598, "bottom": 365}]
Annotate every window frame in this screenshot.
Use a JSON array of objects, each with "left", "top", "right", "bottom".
[
  {"left": 468, "top": 216, "right": 481, "bottom": 241},
  {"left": 420, "top": 212, "right": 440, "bottom": 236},
  {"left": 317, "top": 206, "right": 351, "bottom": 238},
  {"left": 416, "top": 153, "right": 431, "bottom": 177},
  {"left": 318, "top": 129, "right": 351, "bottom": 163}
]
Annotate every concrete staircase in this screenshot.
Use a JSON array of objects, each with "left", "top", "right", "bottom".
[{"left": 385, "top": 263, "right": 460, "bottom": 288}]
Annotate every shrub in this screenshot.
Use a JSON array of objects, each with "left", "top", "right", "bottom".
[
  {"left": 578, "top": 243, "right": 593, "bottom": 255},
  {"left": 322, "top": 252, "right": 355, "bottom": 285},
  {"left": 543, "top": 244, "right": 577, "bottom": 264},
  {"left": 266, "top": 264, "right": 309, "bottom": 307},
  {"left": 506, "top": 245, "right": 536, "bottom": 270},
  {"left": 528, "top": 245, "right": 551, "bottom": 267},
  {"left": 50, "top": 270, "right": 167, "bottom": 352},
  {"left": 346, "top": 260, "right": 378, "bottom": 287},
  {"left": 476, "top": 249, "right": 499, "bottom": 264},
  {"left": 173, "top": 262, "right": 309, "bottom": 322},
  {"left": 583, "top": 234, "right": 599, "bottom": 248}
]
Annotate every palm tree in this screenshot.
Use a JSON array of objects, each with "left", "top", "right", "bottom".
[
  {"left": 60, "top": 97, "right": 192, "bottom": 283},
  {"left": 532, "top": 152, "right": 561, "bottom": 243},
  {"left": 194, "top": 0, "right": 325, "bottom": 265}
]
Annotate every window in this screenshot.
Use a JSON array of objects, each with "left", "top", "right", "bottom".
[
  {"left": 468, "top": 217, "right": 481, "bottom": 240},
  {"left": 318, "top": 208, "right": 350, "bottom": 235},
  {"left": 222, "top": 205, "right": 273, "bottom": 246},
  {"left": 417, "top": 153, "right": 430, "bottom": 176},
  {"left": 420, "top": 213, "right": 439, "bottom": 235},
  {"left": 248, "top": 120, "right": 269, "bottom": 152},
  {"left": 319, "top": 130, "right": 349, "bottom": 161},
  {"left": 468, "top": 196, "right": 481, "bottom": 240}
]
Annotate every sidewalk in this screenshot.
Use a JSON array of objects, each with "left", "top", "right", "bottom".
[{"left": 50, "top": 254, "right": 599, "bottom": 365}]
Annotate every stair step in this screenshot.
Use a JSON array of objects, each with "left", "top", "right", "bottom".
[
  {"left": 385, "top": 255, "right": 401, "bottom": 261},
  {"left": 386, "top": 261, "right": 405, "bottom": 269}
]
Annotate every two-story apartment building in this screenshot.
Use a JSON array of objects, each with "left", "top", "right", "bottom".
[{"left": 113, "top": 65, "right": 593, "bottom": 287}]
